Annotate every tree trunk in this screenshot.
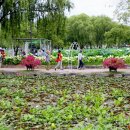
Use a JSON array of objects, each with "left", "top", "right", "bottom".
[{"left": 14, "top": 46, "right": 19, "bottom": 56}]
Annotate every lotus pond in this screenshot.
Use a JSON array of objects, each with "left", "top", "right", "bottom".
[{"left": 0, "top": 75, "right": 130, "bottom": 130}]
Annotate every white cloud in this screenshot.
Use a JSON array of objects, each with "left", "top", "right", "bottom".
[{"left": 67, "top": 0, "right": 121, "bottom": 20}]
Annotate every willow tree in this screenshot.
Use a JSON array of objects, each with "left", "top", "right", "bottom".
[
  {"left": 66, "top": 14, "right": 114, "bottom": 49},
  {"left": 0, "top": 0, "right": 73, "bottom": 48},
  {"left": 92, "top": 16, "right": 113, "bottom": 48},
  {"left": 35, "top": 0, "right": 73, "bottom": 48},
  {"left": 66, "top": 14, "right": 96, "bottom": 49},
  {"left": 0, "top": 0, "right": 34, "bottom": 55},
  {"left": 104, "top": 24, "right": 130, "bottom": 47}
]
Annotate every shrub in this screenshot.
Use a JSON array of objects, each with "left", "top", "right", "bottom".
[
  {"left": 103, "top": 57, "right": 126, "bottom": 71},
  {"left": 21, "top": 55, "right": 41, "bottom": 70},
  {"left": 3, "top": 56, "right": 23, "bottom": 65}
]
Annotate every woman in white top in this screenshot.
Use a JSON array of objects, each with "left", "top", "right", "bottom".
[{"left": 78, "top": 50, "right": 84, "bottom": 69}]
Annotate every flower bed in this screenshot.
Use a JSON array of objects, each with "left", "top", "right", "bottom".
[
  {"left": 0, "top": 75, "right": 130, "bottom": 129},
  {"left": 2, "top": 48, "right": 130, "bottom": 66}
]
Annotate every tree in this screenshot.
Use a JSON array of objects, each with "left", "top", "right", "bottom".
[
  {"left": 0, "top": 0, "right": 23, "bottom": 23},
  {"left": 66, "top": 14, "right": 114, "bottom": 48},
  {"left": 66, "top": 14, "right": 95, "bottom": 48},
  {"left": 105, "top": 24, "right": 130, "bottom": 47},
  {"left": 0, "top": 0, "right": 73, "bottom": 50},
  {"left": 92, "top": 16, "right": 113, "bottom": 48},
  {"left": 115, "top": 0, "right": 130, "bottom": 24},
  {"left": 35, "top": 0, "right": 73, "bottom": 47}
]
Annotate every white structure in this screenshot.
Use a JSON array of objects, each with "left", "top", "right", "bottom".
[
  {"left": 68, "top": 42, "right": 80, "bottom": 69},
  {"left": 25, "top": 42, "right": 29, "bottom": 56},
  {"left": 41, "top": 40, "right": 51, "bottom": 52},
  {"left": 15, "top": 38, "right": 51, "bottom": 56}
]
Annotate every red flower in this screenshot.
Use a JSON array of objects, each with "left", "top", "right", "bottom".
[
  {"left": 103, "top": 57, "right": 127, "bottom": 69},
  {"left": 21, "top": 55, "right": 41, "bottom": 69}
]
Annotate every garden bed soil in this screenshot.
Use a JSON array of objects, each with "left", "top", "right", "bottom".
[{"left": 0, "top": 75, "right": 130, "bottom": 129}]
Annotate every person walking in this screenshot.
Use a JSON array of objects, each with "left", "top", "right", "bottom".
[
  {"left": 78, "top": 50, "right": 84, "bottom": 69},
  {"left": 45, "top": 50, "right": 50, "bottom": 70},
  {"left": 0, "top": 52, "right": 2, "bottom": 68},
  {"left": 55, "top": 50, "right": 63, "bottom": 70}
]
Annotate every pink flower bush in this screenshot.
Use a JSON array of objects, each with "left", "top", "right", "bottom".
[
  {"left": 21, "top": 55, "right": 41, "bottom": 70},
  {"left": 103, "top": 57, "right": 126, "bottom": 71}
]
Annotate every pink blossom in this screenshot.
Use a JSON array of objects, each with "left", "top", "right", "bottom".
[
  {"left": 21, "top": 55, "right": 41, "bottom": 69},
  {"left": 103, "top": 57, "right": 127, "bottom": 69}
]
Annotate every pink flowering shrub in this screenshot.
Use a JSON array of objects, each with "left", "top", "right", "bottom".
[
  {"left": 103, "top": 57, "right": 126, "bottom": 71},
  {"left": 21, "top": 55, "right": 41, "bottom": 70}
]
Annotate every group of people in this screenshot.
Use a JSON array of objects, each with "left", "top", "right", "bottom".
[
  {"left": 0, "top": 48, "right": 84, "bottom": 70},
  {"left": 54, "top": 49, "right": 84, "bottom": 70},
  {"left": 38, "top": 49, "right": 84, "bottom": 70},
  {"left": 36, "top": 49, "right": 50, "bottom": 70}
]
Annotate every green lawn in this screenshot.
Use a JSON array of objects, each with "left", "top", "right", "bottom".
[{"left": 0, "top": 75, "right": 130, "bottom": 130}]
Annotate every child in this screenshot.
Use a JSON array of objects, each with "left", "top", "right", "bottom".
[{"left": 55, "top": 50, "right": 63, "bottom": 70}]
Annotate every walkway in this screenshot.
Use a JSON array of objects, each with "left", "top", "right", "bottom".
[{"left": 0, "top": 67, "right": 130, "bottom": 75}]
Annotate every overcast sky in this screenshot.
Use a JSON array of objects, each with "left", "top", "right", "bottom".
[{"left": 66, "top": 0, "right": 121, "bottom": 20}]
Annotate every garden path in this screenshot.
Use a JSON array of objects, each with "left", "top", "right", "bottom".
[{"left": 1, "top": 67, "right": 130, "bottom": 74}]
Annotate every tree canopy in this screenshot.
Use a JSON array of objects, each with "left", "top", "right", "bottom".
[
  {"left": 66, "top": 13, "right": 130, "bottom": 48},
  {"left": 1, "top": 0, "right": 130, "bottom": 49},
  {"left": 115, "top": 0, "right": 130, "bottom": 24},
  {"left": 0, "top": 0, "right": 73, "bottom": 48}
]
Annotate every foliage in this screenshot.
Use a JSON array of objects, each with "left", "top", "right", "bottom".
[
  {"left": 0, "top": 75, "right": 130, "bottom": 129},
  {"left": 66, "top": 14, "right": 130, "bottom": 48},
  {"left": 21, "top": 55, "right": 41, "bottom": 70},
  {"left": 3, "top": 56, "right": 23, "bottom": 65},
  {"left": 105, "top": 25, "right": 130, "bottom": 47},
  {"left": 115, "top": 0, "right": 130, "bottom": 24},
  {"left": 1, "top": 0, "right": 130, "bottom": 49},
  {"left": 103, "top": 57, "right": 126, "bottom": 69},
  {"left": 52, "top": 35, "right": 64, "bottom": 48},
  {"left": 66, "top": 14, "right": 95, "bottom": 48},
  {"left": 92, "top": 16, "right": 113, "bottom": 48},
  {"left": 0, "top": 123, "right": 10, "bottom": 130},
  {"left": 0, "top": 0, "right": 73, "bottom": 49}
]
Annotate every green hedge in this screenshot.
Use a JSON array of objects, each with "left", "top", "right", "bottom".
[{"left": 3, "top": 56, "right": 23, "bottom": 65}]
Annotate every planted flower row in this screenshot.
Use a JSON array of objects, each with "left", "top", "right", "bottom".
[{"left": 2, "top": 55, "right": 130, "bottom": 66}]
